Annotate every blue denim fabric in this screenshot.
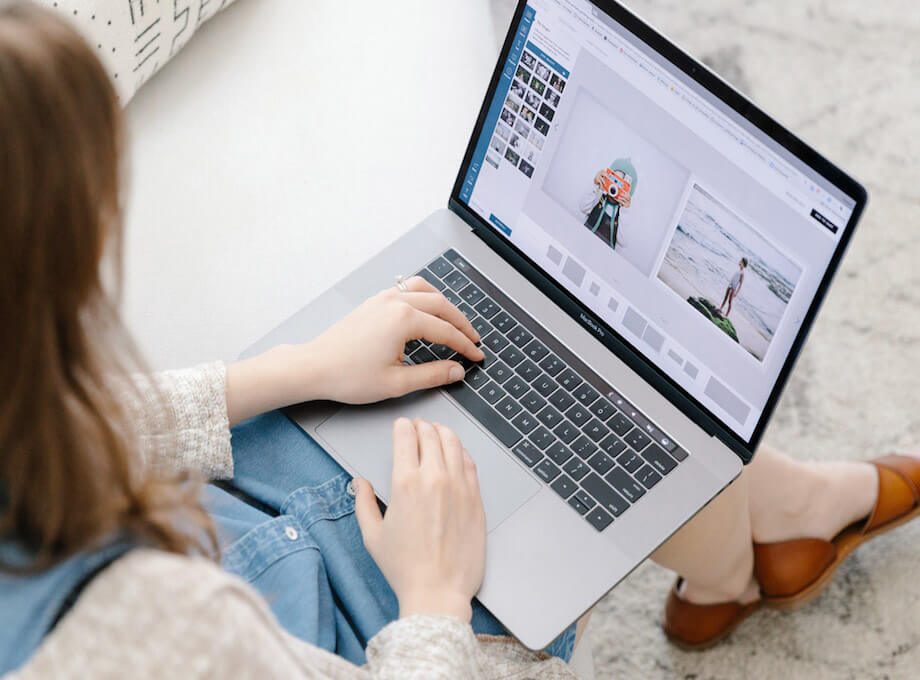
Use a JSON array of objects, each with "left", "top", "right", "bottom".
[{"left": 210, "top": 410, "right": 576, "bottom": 664}]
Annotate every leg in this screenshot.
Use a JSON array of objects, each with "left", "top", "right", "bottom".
[
  {"left": 719, "top": 287, "right": 731, "bottom": 312},
  {"left": 726, "top": 291, "right": 734, "bottom": 316},
  {"left": 610, "top": 210, "right": 620, "bottom": 249}
]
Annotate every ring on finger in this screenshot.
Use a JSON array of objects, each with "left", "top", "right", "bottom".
[{"left": 394, "top": 274, "right": 409, "bottom": 293}]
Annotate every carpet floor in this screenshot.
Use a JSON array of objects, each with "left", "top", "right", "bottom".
[{"left": 490, "top": 1, "right": 920, "bottom": 677}]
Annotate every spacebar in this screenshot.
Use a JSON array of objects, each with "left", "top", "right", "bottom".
[{"left": 444, "top": 382, "right": 523, "bottom": 448}]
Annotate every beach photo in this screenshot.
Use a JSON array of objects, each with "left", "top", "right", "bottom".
[{"left": 657, "top": 184, "right": 803, "bottom": 362}]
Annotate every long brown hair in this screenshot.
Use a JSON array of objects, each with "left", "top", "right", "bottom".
[{"left": 0, "top": 2, "right": 214, "bottom": 569}]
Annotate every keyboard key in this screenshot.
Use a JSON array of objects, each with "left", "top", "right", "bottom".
[
  {"left": 615, "top": 450, "right": 643, "bottom": 474},
  {"left": 599, "top": 433, "right": 626, "bottom": 457},
  {"left": 495, "top": 396, "right": 522, "bottom": 419},
  {"left": 539, "top": 353, "right": 565, "bottom": 376},
  {"left": 520, "top": 390, "right": 547, "bottom": 414},
  {"left": 567, "top": 496, "right": 590, "bottom": 515},
  {"left": 563, "top": 458, "right": 590, "bottom": 481},
  {"left": 572, "top": 384, "right": 600, "bottom": 407},
  {"left": 570, "top": 435, "right": 597, "bottom": 460},
  {"left": 504, "top": 375, "right": 529, "bottom": 399},
  {"left": 410, "top": 346, "right": 437, "bottom": 363},
  {"left": 624, "top": 428, "right": 652, "bottom": 451},
  {"left": 488, "top": 361, "right": 513, "bottom": 384},
  {"left": 636, "top": 464, "right": 663, "bottom": 489},
  {"left": 589, "top": 398, "right": 617, "bottom": 422},
  {"left": 419, "top": 268, "right": 446, "bottom": 290},
  {"left": 640, "top": 444, "right": 678, "bottom": 476},
  {"left": 553, "top": 421, "right": 579, "bottom": 444},
  {"left": 474, "top": 297, "right": 500, "bottom": 319},
  {"left": 511, "top": 412, "right": 538, "bottom": 434},
  {"left": 671, "top": 447, "right": 689, "bottom": 461},
  {"left": 443, "top": 269, "right": 469, "bottom": 290},
  {"left": 458, "top": 302, "right": 476, "bottom": 319},
  {"left": 566, "top": 404, "right": 591, "bottom": 427},
  {"left": 492, "top": 311, "right": 515, "bottom": 333},
  {"left": 483, "top": 332, "right": 509, "bottom": 353},
  {"left": 512, "top": 440, "right": 542, "bottom": 467},
  {"left": 499, "top": 345, "right": 525, "bottom": 367},
  {"left": 465, "top": 367, "right": 489, "bottom": 389},
  {"left": 556, "top": 368, "right": 583, "bottom": 392},
  {"left": 535, "top": 459, "right": 561, "bottom": 483},
  {"left": 404, "top": 339, "right": 421, "bottom": 354},
  {"left": 587, "top": 452, "right": 615, "bottom": 474},
  {"left": 508, "top": 325, "right": 534, "bottom": 348},
  {"left": 532, "top": 374, "right": 557, "bottom": 397},
  {"left": 444, "top": 381, "right": 522, "bottom": 448},
  {"left": 471, "top": 316, "right": 493, "bottom": 338},
  {"left": 515, "top": 359, "right": 541, "bottom": 382},
  {"left": 443, "top": 289, "right": 463, "bottom": 307},
  {"left": 583, "top": 418, "right": 609, "bottom": 443},
  {"left": 573, "top": 489, "right": 594, "bottom": 510},
  {"left": 536, "top": 405, "right": 564, "bottom": 429},
  {"left": 546, "top": 442, "right": 574, "bottom": 465},
  {"left": 605, "top": 466, "right": 646, "bottom": 503},
  {"left": 523, "top": 339, "right": 549, "bottom": 362},
  {"left": 460, "top": 284, "right": 485, "bottom": 305},
  {"left": 428, "top": 257, "right": 453, "bottom": 277},
  {"left": 609, "top": 413, "right": 633, "bottom": 437},
  {"left": 585, "top": 507, "right": 613, "bottom": 531},
  {"left": 430, "top": 343, "right": 454, "bottom": 360},
  {"left": 480, "top": 381, "right": 506, "bottom": 405},
  {"left": 548, "top": 389, "right": 575, "bottom": 412},
  {"left": 550, "top": 474, "right": 577, "bottom": 499},
  {"left": 581, "top": 473, "right": 630, "bottom": 517},
  {"left": 530, "top": 426, "right": 555, "bottom": 450}
]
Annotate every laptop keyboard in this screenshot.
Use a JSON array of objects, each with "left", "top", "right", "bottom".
[{"left": 405, "top": 249, "right": 688, "bottom": 532}]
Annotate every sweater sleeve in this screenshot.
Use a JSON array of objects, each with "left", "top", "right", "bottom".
[{"left": 124, "top": 362, "right": 233, "bottom": 480}]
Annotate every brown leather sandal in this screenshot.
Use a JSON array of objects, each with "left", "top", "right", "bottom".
[
  {"left": 754, "top": 454, "right": 920, "bottom": 611},
  {"left": 662, "top": 578, "right": 762, "bottom": 651}
]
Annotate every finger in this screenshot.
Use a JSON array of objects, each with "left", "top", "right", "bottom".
[
  {"left": 414, "top": 418, "right": 446, "bottom": 473},
  {"left": 410, "top": 311, "right": 484, "bottom": 361},
  {"left": 388, "top": 360, "right": 465, "bottom": 395},
  {"left": 462, "top": 448, "right": 482, "bottom": 496},
  {"left": 392, "top": 417, "right": 420, "bottom": 479},
  {"left": 353, "top": 478, "right": 383, "bottom": 553},
  {"left": 400, "top": 292, "right": 480, "bottom": 343},
  {"left": 403, "top": 275, "right": 439, "bottom": 294},
  {"left": 434, "top": 423, "right": 464, "bottom": 479}
]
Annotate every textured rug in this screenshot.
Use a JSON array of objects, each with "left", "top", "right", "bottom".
[{"left": 490, "top": 1, "right": 920, "bottom": 677}]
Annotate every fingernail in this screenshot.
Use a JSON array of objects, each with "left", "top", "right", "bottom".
[{"left": 449, "top": 364, "right": 464, "bottom": 381}]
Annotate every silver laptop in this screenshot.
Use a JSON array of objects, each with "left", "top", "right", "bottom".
[{"left": 243, "top": 0, "right": 867, "bottom": 650}]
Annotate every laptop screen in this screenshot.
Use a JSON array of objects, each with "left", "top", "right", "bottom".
[{"left": 455, "top": 0, "right": 861, "bottom": 442}]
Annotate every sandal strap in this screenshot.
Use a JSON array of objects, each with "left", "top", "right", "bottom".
[
  {"left": 663, "top": 578, "right": 757, "bottom": 646},
  {"left": 753, "top": 538, "right": 836, "bottom": 598},
  {"left": 864, "top": 455, "right": 920, "bottom": 533}
]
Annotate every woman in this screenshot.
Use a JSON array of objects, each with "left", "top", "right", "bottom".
[{"left": 2, "top": 4, "right": 919, "bottom": 677}]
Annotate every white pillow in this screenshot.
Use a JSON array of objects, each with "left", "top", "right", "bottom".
[{"left": 35, "top": 0, "right": 239, "bottom": 104}]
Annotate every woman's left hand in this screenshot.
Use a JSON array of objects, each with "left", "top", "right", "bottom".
[{"left": 226, "top": 276, "right": 484, "bottom": 423}]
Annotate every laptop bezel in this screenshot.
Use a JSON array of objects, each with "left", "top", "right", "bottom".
[{"left": 448, "top": 0, "right": 867, "bottom": 463}]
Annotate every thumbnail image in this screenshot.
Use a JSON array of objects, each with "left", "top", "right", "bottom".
[
  {"left": 511, "top": 79, "right": 527, "bottom": 99},
  {"left": 521, "top": 51, "right": 536, "bottom": 70},
  {"left": 539, "top": 102, "right": 555, "bottom": 121},
  {"left": 509, "top": 133, "right": 524, "bottom": 150},
  {"left": 551, "top": 73, "right": 567, "bottom": 93},
  {"left": 524, "top": 90, "right": 541, "bottom": 109},
  {"left": 533, "top": 116, "right": 550, "bottom": 136},
  {"left": 516, "top": 66, "right": 531, "bottom": 84},
  {"left": 495, "top": 123, "right": 511, "bottom": 141},
  {"left": 529, "top": 129, "right": 545, "bottom": 150},
  {"left": 504, "top": 146, "right": 521, "bottom": 166},
  {"left": 520, "top": 105, "right": 536, "bottom": 124},
  {"left": 514, "top": 117, "right": 531, "bottom": 137},
  {"left": 540, "top": 87, "right": 690, "bottom": 277},
  {"left": 505, "top": 96, "right": 521, "bottom": 114},
  {"left": 535, "top": 62, "right": 551, "bottom": 81},
  {"left": 657, "top": 184, "right": 803, "bottom": 362},
  {"left": 490, "top": 136, "right": 506, "bottom": 156},
  {"left": 545, "top": 89, "right": 561, "bottom": 107},
  {"left": 500, "top": 107, "right": 516, "bottom": 127},
  {"left": 530, "top": 77, "right": 546, "bottom": 95},
  {"left": 485, "top": 151, "right": 500, "bottom": 169},
  {"left": 519, "top": 159, "right": 535, "bottom": 178},
  {"left": 522, "top": 146, "right": 537, "bottom": 164}
]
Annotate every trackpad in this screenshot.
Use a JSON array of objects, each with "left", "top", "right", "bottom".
[{"left": 316, "top": 390, "right": 540, "bottom": 532}]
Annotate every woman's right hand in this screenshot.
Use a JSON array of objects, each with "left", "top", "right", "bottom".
[{"left": 354, "top": 418, "right": 486, "bottom": 623}]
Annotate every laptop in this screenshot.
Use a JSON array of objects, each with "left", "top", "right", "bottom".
[{"left": 242, "top": 0, "right": 867, "bottom": 650}]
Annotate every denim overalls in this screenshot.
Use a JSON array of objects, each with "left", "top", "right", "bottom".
[{"left": 0, "top": 411, "right": 575, "bottom": 674}]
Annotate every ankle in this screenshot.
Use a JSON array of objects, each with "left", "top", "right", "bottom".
[{"left": 679, "top": 574, "right": 759, "bottom": 606}]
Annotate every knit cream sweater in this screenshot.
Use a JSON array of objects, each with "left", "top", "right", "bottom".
[{"left": 8, "top": 362, "right": 577, "bottom": 680}]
